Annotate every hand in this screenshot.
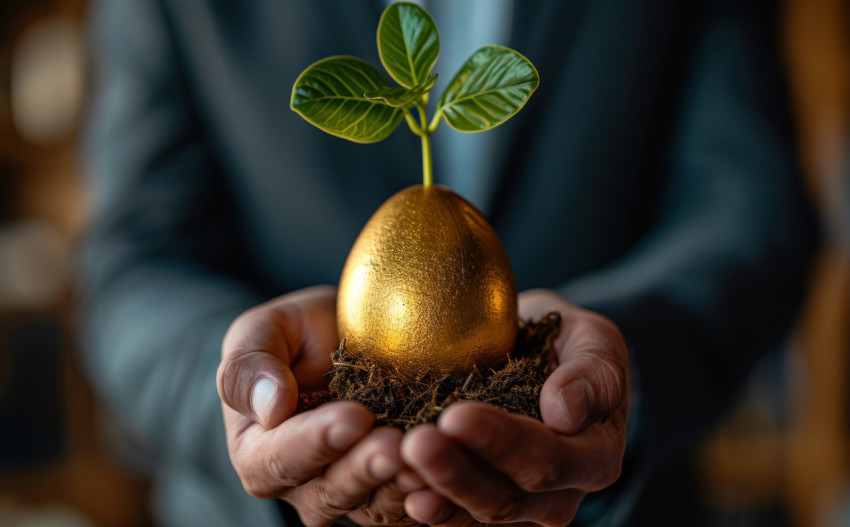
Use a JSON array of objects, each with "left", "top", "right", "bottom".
[
  {"left": 216, "top": 286, "right": 423, "bottom": 526},
  {"left": 400, "top": 289, "right": 629, "bottom": 526}
]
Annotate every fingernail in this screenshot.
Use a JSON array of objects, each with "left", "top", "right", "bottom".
[
  {"left": 251, "top": 377, "right": 277, "bottom": 424},
  {"left": 327, "top": 423, "right": 366, "bottom": 450},
  {"left": 370, "top": 454, "right": 399, "bottom": 481},
  {"left": 559, "top": 380, "right": 590, "bottom": 432}
]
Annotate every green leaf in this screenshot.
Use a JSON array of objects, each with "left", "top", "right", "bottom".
[
  {"left": 377, "top": 2, "right": 439, "bottom": 88},
  {"left": 290, "top": 56, "right": 405, "bottom": 143},
  {"left": 364, "top": 72, "right": 438, "bottom": 107},
  {"left": 437, "top": 45, "right": 539, "bottom": 133}
]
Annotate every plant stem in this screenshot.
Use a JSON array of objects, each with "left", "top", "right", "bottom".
[
  {"left": 428, "top": 109, "right": 443, "bottom": 134},
  {"left": 404, "top": 111, "right": 422, "bottom": 135},
  {"left": 415, "top": 103, "right": 433, "bottom": 187},
  {"left": 421, "top": 133, "right": 433, "bottom": 187}
]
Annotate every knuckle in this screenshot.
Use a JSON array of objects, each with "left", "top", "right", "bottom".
[
  {"left": 571, "top": 313, "right": 628, "bottom": 360},
  {"left": 240, "top": 474, "right": 276, "bottom": 500},
  {"left": 570, "top": 313, "right": 612, "bottom": 340},
  {"left": 314, "top": 481, "right": 360, "bottom": 515},
  {"left": 303, "top": 438, "right": 339, "bottom": 469},
  {"left": 290, "top": 486, "right": 346, "bottom": 527},
  {"left": 238, "top": 454, "right": 302, "bottom": 499},
  {"left": 472, "top": 499, "right": 517, "bottom": 524},
  {"left": 231, "top": 304, "right": 267, "bottom": 330},
  {"left": 569, "top": 353, "right": 626, "bottom": 419},
  {"left": 596, "top": 357, "right": 627, "bottom": 413},
  {"left": 360, "top": 510, "right": 387, "bottom": 524},
  {"left": 355, "top": 483, "right": 409, "bottom": 525},
  {"left": 357, "top": 508, "right": 401, "bottom": 525},
  {"left": 223, "top": 309, "right": 261, "bottom": 350},
  {"left": 516, "top": 464, "right": 566, "bottom": 493},
  {"left": 233, "top": 459, "right": 265, "bottom": 498},
  {"left": 267, "top": 454, "right": 307, "bottom": 487}
]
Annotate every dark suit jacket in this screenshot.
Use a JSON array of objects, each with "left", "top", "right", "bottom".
[{"left": 78, "top": 1, "right": 816, "bottom": 525}]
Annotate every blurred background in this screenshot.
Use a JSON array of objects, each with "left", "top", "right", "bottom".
[{"left": 0, "top": 0, "right": 848, "bottom": 526}]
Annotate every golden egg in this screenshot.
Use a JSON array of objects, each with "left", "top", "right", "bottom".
[{"left": 337, "top": 185, "right": 517, "bottom": 378}]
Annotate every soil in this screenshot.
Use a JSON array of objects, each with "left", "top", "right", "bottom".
[{"left": 296, "top": 313, "right": 561, "bottom": 429}]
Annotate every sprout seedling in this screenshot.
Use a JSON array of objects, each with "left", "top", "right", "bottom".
[
  {"left": 291, "top": 2, "right": 539, "bottom": 378},
  {"left": 291, "top": 1, "right": 539, "bottom": 187}
]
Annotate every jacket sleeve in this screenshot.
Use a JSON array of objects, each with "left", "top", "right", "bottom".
[
  {"left": 77, "top": 0, "right": 268, "bottom": 490},
  {"left": 561, "top": 0, "right": 817, "bottom": 470}
]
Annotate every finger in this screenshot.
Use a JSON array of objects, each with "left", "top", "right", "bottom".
[
  {"left": 348, "top": 469, "right": 427, "bottom": 525},
  {"left": 405, "top": 490, "right": 456, "bottom": 525},
  {"left": 224, "top": 285, "right": 338, "bottom": 386},
  {"left": 217, "top": 350, "right": 297, "bottom": 428},
  {"left": 228, "top": 400, "right": 372, "bottom": 499},
  {"left": 402, "top": 425, "right": 577, "bottom": 525},
  {"left": 281, "top": 286, "right": 340, "bottom": 387},
  {"left": 545, "top": 315, "right": 628, "bottom": 435},
  {"left": 402, "top": 424, "right": 517, "bottom": 523},
  {"left": 519, "top": 289, "right": 629, "bottom": 435},
  {"left": 349, "top": 486, "right": 415, "bottom": 526},
  {"left": 438, "top": 401, "right": 625, "bottom": 492},
  {"left": 539, "top": 341, "right": 628, "bottom": 435},
  {"left": 284, "top": 427, "right": 403, "bottom": 526},
  {"left": 218, "top": 285, "right": 338, "bottom": 427},
  {"left": 405, "top": 491, "right": 555, "bottom": 527}
]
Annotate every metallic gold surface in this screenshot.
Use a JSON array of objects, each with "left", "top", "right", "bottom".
[{"left": 337, "top": 185, "right": 517, "bottom": 378}]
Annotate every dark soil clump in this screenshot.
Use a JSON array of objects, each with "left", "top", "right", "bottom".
[{"left": 297, "top": 313, "right": 561, "bottom": 429}]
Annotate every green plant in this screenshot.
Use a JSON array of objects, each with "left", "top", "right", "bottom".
[{"left": 290, "top": 2, "right": 539, "bottom": 187}]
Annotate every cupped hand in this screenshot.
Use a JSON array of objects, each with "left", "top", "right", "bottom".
[
  {"left": 401, "top": 289, "right": 630, "bottom": 526},
  {"left": 216, "top": 286, "right": 423, "bottom": 526}
]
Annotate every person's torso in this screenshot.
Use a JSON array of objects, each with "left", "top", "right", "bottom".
[{"left": 162, "top": 0, "right": 688, "bottom": 295}]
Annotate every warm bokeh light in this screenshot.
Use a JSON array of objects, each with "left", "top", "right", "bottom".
[
  {"left": 0, "top": 221, "right": 66, "bottom": 310},
  {"left": 11, "top": 17, "right": 84, "bottom": 145}
]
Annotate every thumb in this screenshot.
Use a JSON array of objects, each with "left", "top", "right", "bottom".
[
  {"left": 217, "top": 285, "right": 337, "bottom": 428},
  {"left": 217, "top": 349, "right": 298, "bottom": 429},
  {"left": 540, "top": 316, "right": 629, "bottom": 435}
]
